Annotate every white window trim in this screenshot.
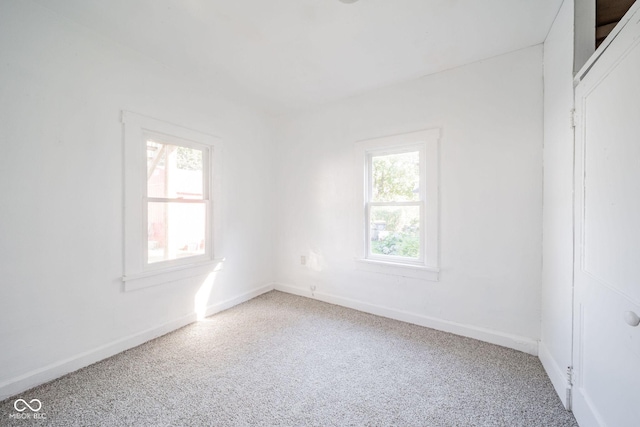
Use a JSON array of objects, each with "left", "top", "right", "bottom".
[
  {"left": 354, "top": 128, "right": 440, "bottom": 281},
  {"left": 122, "top": 111, "right": 223, "bottom": 291}
]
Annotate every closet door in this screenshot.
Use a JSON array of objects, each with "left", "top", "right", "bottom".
[{"left": 572, "top": 5, "right": 640, "bottom": 427}]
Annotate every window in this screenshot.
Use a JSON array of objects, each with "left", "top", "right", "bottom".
[
  {"left": 145, "top": 134, "right": 209, "bottom": 265},
  {"left": 368, "top": 148, "right": 422, "bottom": 261},
  {"left": 122, "top": 112, "right": 222, "bottom": 291},
  {"left": 355, "top": 129, "right": 439, "bottom": 281}
]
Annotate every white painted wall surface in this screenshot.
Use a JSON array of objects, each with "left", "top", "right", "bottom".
[
  {"left": 274, "top": 46, "right": 544, "bottom": 353},
  {"left": 573, "top": 0, "right": 595, "bottom": 73},
  {"left": 0, "top": 0, "right": 275, "bottom": 399},
  {"left": 540, "top": 0, "right": 575, "bottom": 409}
]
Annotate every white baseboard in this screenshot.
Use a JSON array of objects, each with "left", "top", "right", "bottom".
[
  {"left": 0, "top": 283, "right": 274, "bottom": 401},
  {"left": 274, "top": 283, "right": 539, "bottom": 356},
  {"left": 538, "top": 340, "right": 571, "bottom": 410},
  {"left": 572, "top": 387, "right": 607, "bottom": 427}
]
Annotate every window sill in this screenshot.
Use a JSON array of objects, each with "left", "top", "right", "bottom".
[
  {"left": 122, "top": 258, "right": 224, "bottom": 292},
  {"left": 354, "top": 258, "right": 439, "bottom": 281}
]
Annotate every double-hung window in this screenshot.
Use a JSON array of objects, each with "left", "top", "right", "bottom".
[
  {"left": 145, "top": 133, "right": 209, "bottom": 265},
  {"left": 122, "top": 112, "right": 222, "bottom": 291},
  {"left": 367, "top": 147, "right": 423, "bottom": 262},
  {"left": 355, "top": 129, "right": 440, "bottom": 280}
]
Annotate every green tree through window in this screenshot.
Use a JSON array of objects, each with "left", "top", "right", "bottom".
[{"left": 370, "top": 150, "right": 420, "bottom": 259}]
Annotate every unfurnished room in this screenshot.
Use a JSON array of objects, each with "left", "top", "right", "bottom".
[{"left": 0, "top": 0, "right": 639, "bottom": 426}]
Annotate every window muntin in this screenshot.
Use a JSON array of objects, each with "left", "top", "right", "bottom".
[{"left": 366, "top": 146, "right": 425, "bottom": 264}]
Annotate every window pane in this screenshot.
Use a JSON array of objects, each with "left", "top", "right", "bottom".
[
  {"left": 370, "top": 205, "right": 420, "bottom": 258},
  {"left": 147, "top": 140, "right": 204, "bottom": 199},
  {"left": 371, "top": 151, "right": 419, "bottom": 202},
  {"left": 147, "top": 202, "right": 206, "bottom": 263}
]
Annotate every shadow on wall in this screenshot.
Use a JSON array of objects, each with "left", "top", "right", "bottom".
[{"left": 304, "top": 249, "right": 327, "bottom": 273}]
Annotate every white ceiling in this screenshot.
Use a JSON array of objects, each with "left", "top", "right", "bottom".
[{"left": 33, "top": 0, "right": 563, "bottom": 114}]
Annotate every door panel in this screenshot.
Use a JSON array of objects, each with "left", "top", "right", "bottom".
[
  {"left": 576, "top": 284, "right": 640, "bottom": 427},
  {"left": 583, "top": 42, "right": 640, "bottom": 303},
  {"left": 573, "top": 5, "right": 640, "bottom": 426}
]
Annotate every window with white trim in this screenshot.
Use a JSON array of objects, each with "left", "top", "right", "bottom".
[
  {"left": 355, "top": 129, "right": 440, "bottom": 281},
  {"left": 122, "top": 112, "right": 222, "bottom": 291}
]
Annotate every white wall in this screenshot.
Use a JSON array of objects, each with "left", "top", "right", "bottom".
[
  {"left": 574, "top": 0, "right": 595, "bottom": 73},
  {"left": 0, "top": 0, "right": 574, "bottom": 402},
  {"left": 0, "top": 0, "right": 275, "bottom": 399},
  {"left": 274, "top": 46, "right": 544, "bottom": 354},
  {"left": 540, "top": 0, "right": 576, "bottom": 409}
]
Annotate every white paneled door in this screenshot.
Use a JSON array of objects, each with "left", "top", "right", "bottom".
[{"left": 572, "top": 5, "right": 640, "bottom": 427}]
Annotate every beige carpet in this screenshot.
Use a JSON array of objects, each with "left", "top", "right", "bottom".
[{"left": 0, "top": 291, "right": 578, "bottom": 426}]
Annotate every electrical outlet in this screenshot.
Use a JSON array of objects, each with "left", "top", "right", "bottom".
[{"left": 300, "top": 255, "right": 306, "bottom": 265}]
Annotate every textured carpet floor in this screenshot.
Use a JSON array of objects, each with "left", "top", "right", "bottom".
[{"left": 1, "top": 291, "right": 578, "bottom": 426}]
